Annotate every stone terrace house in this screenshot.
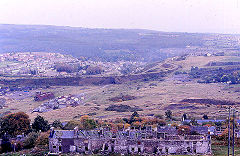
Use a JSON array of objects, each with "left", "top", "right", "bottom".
[{"left": 49, "top": 126, "right": 211, "bottom": 155}]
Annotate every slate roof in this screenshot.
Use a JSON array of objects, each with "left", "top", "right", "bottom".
[
  {"left": 183, "top": 119, "right": 225, "bottom": 124},
  {"left": 51, "top": 130, "right": 74, "bottom": 139},
  {"left": 191, "top": 126, "right": 208, "bottom": 134},
  {"left": 157, "top": 126, "right": 178, "bottom": 134},
  {"left": 208, "top": 126, "right": 216, "bottom": 132}
]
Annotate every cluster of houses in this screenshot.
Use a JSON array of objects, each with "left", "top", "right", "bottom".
[
  {"left": 0, "top": 52, "right": 146, "bottom": 77},
  {"left": 49, "top": 125, "right": 212, "bottom": 155},
  {"left": 33, "top": 94, "right": 84, "bottom": 113},
  {"left": 34, "top": 92, "right": 55, "bottom": 101},
  {"left": 183, "top": 119, "right": 240, "bottom": 137}
]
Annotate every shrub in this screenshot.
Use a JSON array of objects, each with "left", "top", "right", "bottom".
[
  {"left": 23, "top": 132, "right": 39, "bottom": 149},
  {"left": 154, "top": 114, "right": 163, "bottom": 119},
  {"left": 35, "top": 132, "right": 50, "bottom": 147},
  {"left": 63, "top": 120, "right": 81, "bottom": 130},
  {"left": 105, "top": 104, "right": 142, "bottom": 112},
  {"left": 52, "top": 120, "right": 63, "bottom": 129},
  {"left": 178, "top": 125, "right": 191, "bottom": 135}
]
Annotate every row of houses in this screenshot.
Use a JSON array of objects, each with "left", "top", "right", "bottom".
[
  {"left": 49, "top": 126, "right": 211, "bottom": 155},
  {"left": 183, "top": 119, "right": 240, "bottom": 137}
]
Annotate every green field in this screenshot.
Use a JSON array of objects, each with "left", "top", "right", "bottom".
[{"left": 212, "top": 145, "right": 240, "bottom": 156}]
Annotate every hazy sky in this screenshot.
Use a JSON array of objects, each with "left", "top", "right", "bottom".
[{"left": 0, "top": 0, "right": 240, "bottom": 34}]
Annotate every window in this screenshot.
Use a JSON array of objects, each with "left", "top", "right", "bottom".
[
  {"left": 59, "top": 139, "right": 62, "bottom": 142},
  {"left": 59, "top": 146, "right": 62, "bottom": 151},
  {"left": 165, "top": 148, "right": 168, "bottom": 153},
  {"left": 53, "top": 146, "right": 56, "bottom": 149},
  {"left": 104, "top": 144, "right": 109, "bottom": 151},
  {"left": 85, "top": 146, "right": 88, "bottom": 151},
  {"left": 194, "top": 149, "right": 196, "bottom": 153},
  {"left": 138, "top": 147, "right": 141, "bottom": 153}
]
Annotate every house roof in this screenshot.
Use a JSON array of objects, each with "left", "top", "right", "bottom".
[
  {"left": 157, "top": 126, "right": 178, "bottom": 134},
  {"left": 183, "top": 119, "right": 225, "bottom": 124},
  {"left": 191, "top": 126, "right": 208, "bottom": 134},
  {"left": 51, "top": 130, "right": 74, "bottom": 139}
]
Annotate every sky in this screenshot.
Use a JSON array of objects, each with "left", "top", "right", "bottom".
[{"left": 0, "top": 0, "right": 240, "bottom": 34}]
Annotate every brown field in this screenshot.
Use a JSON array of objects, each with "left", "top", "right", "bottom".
[{"left": 1, "top": 55, "right": 240, "bottom": 122}]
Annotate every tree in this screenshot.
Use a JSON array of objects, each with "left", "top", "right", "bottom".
[
  {"left": 0, "top": 112, "right": 31, "bottom": 137},
  {"left": 165, "top": 110, "right": 172, "bottom": 119},
  {"left": 80, "top": 115, "right": 97, "bottom": 130},
  {"left": 129, "top": 111, "right": 139, "bottom": 124},
  {"left": 1, "top": 133, "right": 12, "bottom": 153},
  {"left": 221, "top": 75, "right": 229, "bottom": 82},
  {"left": 203, "top": 114, "right": 208, "bottom": 119},
  {"left": 52, "top": 120, "right": 63, "bottom": 129},
  {"left": 32, "top": 115, "right": 50, "bottom": 132},
  {"left": 182, "top": 113, "right": 187, "bottom": 121}
]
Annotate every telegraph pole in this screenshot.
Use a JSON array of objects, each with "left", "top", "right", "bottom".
[
  {"left": 232, "top": 109, "right": 235, "bottom": 156},
  {"left": 228, "top": 106, "right": 231, "bottom": 156}
]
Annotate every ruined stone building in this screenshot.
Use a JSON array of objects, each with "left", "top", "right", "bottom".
[{"left": 49, "top": 126, "right": 211, "bottom": 155}]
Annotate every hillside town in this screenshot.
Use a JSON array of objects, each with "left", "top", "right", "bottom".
[{"left": 0, "top": 52, "right": 146, "bottom": 77}]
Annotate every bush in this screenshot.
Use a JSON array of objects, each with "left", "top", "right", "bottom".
[
  {"left": 35, "top": 132, "right": 50, "bottom": 147},
  {"left": 63, "top": 120, "right": 81, "bottom": 130},
  {"left": 154, "top": 114, "right": 163, "bottom": 119},
  {"left": 178, "top": 125, "right": 191, "bottom": 135},
  {"left": 105, "top": 104, "right": 143, "bottom": 112},
  {"left": 109, "top": 95, "right": 137, "bottom": 102},
  {"left": 11, "top": 140, "right": 23, "bottom": 151},
  {"left": 80, "top": 115, "right": 97, "bottom": 130},
  {"left": 23, "top": 132, "right": 39, "bottom": 149}
]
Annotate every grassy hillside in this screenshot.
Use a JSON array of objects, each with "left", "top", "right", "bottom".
[{"left": 1, "top": 24, "right": 239, "bottom": 62}]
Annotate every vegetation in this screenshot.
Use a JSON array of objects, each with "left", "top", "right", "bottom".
[
  {"left": 189, "top": 66, "right": 240, "bottom": 84},
  {"left": 64, "top": 115, "right": 96, "bottom": 130},
  {"left": 0, "top": 112, "right": 31, "bottom": 137},
  {"left": 212, "top": 145, "right": 240, "bottom": 156},
  {"left": 165, "top": 110, "right": 172, "bottom": 119},
  {"left": 32, "top": 115, "right": 50, "bottom": 132},
  {"left": 105, "top": 104, "right": 143, "bottom": 112},
  {"left": 0, "top": 24, "right": 215, "bottom": 62},
  {"left": 52, "top": 120, "right": 63, "bottom": 129},
  {"left": 23, "top": 132, "right": 39, "bottom": 149},
  {"left": 35, "top": 131, "right": 50, "bottom": 147},
  {"left": 109, "top": 95, "right": 137, "bottom": 102}
]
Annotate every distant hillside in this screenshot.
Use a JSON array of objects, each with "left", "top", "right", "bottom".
[{"left": 0, "top": 24, "right": 239, "bottom": 62}]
